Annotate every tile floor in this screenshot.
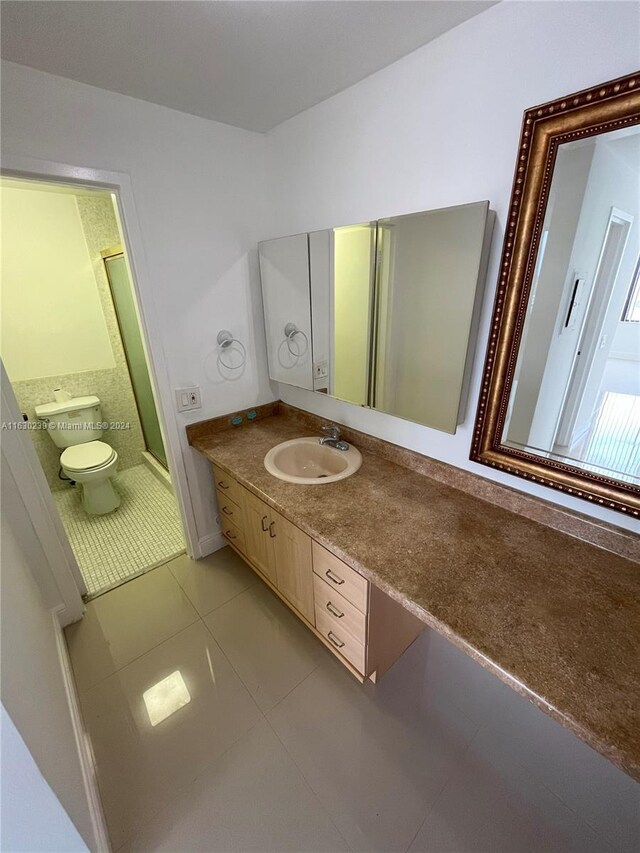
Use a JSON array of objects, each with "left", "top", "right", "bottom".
[
  {"left": 65, "top": 548, "right": 639, "bottom": 852},
  {"left": 54, "top": 463, "right": 185, "bottom": 596}
]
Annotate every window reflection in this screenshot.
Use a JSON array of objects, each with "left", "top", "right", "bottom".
[{"left": 143, "top": 670, "right": 191, "bottom": 727}]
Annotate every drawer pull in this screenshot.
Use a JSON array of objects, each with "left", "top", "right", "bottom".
[
  {"left": 222, "top": 506, "right": 233, "bottom": 516},
  {"left": 326, "top": 601, "right": 344, "bottom": 619},
  {"left": 325, "top": 568, "right": 345, "bottom": 586},
  {"left": 218, "top": 480, "right": 230, "bottom": 490},
  {"left": 269, "top": 521, "right": 276, "bottom": 538},
  {"left": 261, "top": 515, "right": 269, "bottom": 532},
  {"left": 224, "top": 529, "right": 236, "bottom": 540},
  {"left": 327, "top": 630, "right": 345, "bottom": 649}
]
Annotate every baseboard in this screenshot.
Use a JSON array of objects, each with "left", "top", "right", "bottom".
[
  {"left": 53, "top": 608, "right": 111, "bottom": 852},
  {"left": 197, "top": 531, "right": 226, "bottom": 558}
]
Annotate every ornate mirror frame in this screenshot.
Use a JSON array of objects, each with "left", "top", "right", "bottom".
[{"left": 471, "top": 72, "right": 640, "bottom": 518}]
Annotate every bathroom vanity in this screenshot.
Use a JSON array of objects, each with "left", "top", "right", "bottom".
[
  {"left": 212, "top": 460, "right": 424, "bottom": 682},
  {"left": 188, "top": 402, "right": 640, "bottom": 782}
]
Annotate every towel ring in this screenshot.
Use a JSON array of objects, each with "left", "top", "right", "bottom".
[
  {"left": 284, "top": 322, "right": 309, "bottom": 356},
  {"left": 217, "top": 330, "right": 246, "bottom": 370}
]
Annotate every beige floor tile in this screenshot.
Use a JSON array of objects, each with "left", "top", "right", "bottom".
[
  {"left": 468, "top": 687, "right": 640, "bottom": 852},
  {"left": 120, "top": 719, "right": 350, "bottom": 852},
  {"left": 65, "top": 565, "right": 199, "bottom": 691},
  {"left": 204, "top": 582, "right": 327, "bottom": 712},
  {"left": 408, "top": 732, "right": 613, "bottom": 853},
  {"left": 80, "top": 620, "right": 262, "bottom": 849},
  {"left": 268, "top": 654, "right": 478, "bottom": 853},
  {"left": 168, "top": 547, "right": 257, "bottom": 616}
]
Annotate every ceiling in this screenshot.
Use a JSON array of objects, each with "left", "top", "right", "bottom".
[{"left": 0, "top": 1, "right": 497, "bottom": 132}]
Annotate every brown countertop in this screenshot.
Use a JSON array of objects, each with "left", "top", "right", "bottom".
[{"left": 189, "top": 406, "right": 640, "bottom": 782}]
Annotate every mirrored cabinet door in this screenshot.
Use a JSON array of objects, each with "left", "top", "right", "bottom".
[
  {"left": 259, "top": 233, "right": 313, "bottom": 390},
  {"left": 260, "top": 202, "right": 493, "bottom": 433},
  {"left": 373, "top": 202, "right": 491, "bottom": 432}
]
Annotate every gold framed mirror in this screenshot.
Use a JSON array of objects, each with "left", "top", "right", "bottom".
[{"left": 472, "top": 72, "right": 640, "bottom": 518}]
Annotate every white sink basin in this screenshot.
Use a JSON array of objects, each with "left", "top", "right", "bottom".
[{"left": 264, "top": 437, "right": 362, "bottom": 484}]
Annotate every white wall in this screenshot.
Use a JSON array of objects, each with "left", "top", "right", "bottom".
[
  {"left": 1, "top": 705, "right": 87, "bottom": 852},
  {"left": 0, "top": 60, "right": 272, "bottom": 549},
  {"left": 0, "top": 458, "right": 95, "bottom": 847},
  {"left": 1, "top": 185, "right": 114, "bottom": 381},
  {"left": 264, "top": 0, "right": 640, "bottom": 531}
]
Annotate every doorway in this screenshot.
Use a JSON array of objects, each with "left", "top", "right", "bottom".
[
  {"left": 0, "top": 176, "right": 186, "bottom": 597},
  {"left": 550, "top": 208, "right": 639, "bottom": 483}
]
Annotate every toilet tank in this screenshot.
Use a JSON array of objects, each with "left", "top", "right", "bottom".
[{"left": 35, "top": 396, "right": 104, "bottom": 449}]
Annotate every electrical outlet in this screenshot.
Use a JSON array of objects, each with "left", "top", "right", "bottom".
[
  {"left": 314, "top": 360, "right": 328, "bottom": 379},
  {"left": 175, "top": 386, "right": 202, "bottom": 412}
]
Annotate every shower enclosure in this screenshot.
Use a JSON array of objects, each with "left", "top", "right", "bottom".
[{"left": 102, "top": 249, "right": 168, "bottom": 468}]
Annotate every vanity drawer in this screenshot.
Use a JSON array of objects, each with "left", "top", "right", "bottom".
[
  {"left": 212, "top": 464, "right": 242, "bottom": 506},
  {"left": 316, "top": 608, "right": 366, "bottom": 674},
  {"left": 313, "top": 574, "right": 367, "bottom": 644},
  {"left": 312, "top": 542, "right": 369, "bottom": 613},
  {"left": 221, "top": 515, "right": 245, "bottom": 554},
  {"left": 216, "top": 489, "right": 244, "bottom": 528}
]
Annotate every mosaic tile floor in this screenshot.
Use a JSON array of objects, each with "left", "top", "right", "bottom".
[{"left": 54, "top": 463, "right": 185, "bottom": 597}]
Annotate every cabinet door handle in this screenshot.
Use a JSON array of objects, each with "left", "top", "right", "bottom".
[
  {"left": 327, "top": 630, "right": 345, "bottom": 649},
  {"left": 261, "top": 515, "right": 269, "bottom": 532},
  {"left": 222, "top": 506, "right": 233, "bottom": 516},
  {"left": 326, "top": 601, "right": 344, "bottom": 618},
  {"left": 269, "top": 521, "right": 276, "bottom": 538},
  {"left": 224, "top": 529, "right": 236, "bottom": 540},
  {"left": 218, "top": 480, "right": 230, "bottom": 490},
  {"left": 325, "top": 569, "right": 344, "bottom": 586}
]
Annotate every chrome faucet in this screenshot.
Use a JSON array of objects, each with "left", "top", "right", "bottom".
[{"left": 319, "top": 423, "right": 349, "bottom": 451}]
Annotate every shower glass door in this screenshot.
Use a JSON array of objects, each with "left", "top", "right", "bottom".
[{"left": 104, "top": 254, "right": 167, "bottom": 467}]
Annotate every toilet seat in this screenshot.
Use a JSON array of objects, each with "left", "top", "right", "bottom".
[{"left": 61, "top": 440, "right": 116, "bottom": 473}]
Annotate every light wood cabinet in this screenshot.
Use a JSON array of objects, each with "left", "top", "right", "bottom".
[
  {"left": 313, "top": 574, "right": 367, "bottom": 644},
  {"left": 271, "top": 507, "right": 314, "bottom": 624},
  {"left": 240, "top": 490, "right": 314, "bottom": 622},
  {"left": 242, "top": 488, "right": 278, "bottom": 585},
  {"left": 216, "top": 489, "right": 244, "bottom": 528},
  {"left": 219, "top": 513, "right": 246, "bottom": 555},
  {"left": 312, "top": 542, "right": 368, "bottom": 612},
  {"left": 212, "top": 463, "right": 423, "bottom": 682},
  {"left": 212, "top": 464, "right": 243, "bottom": 506}
]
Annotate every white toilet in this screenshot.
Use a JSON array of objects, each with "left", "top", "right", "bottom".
[{"left": 35, "top": 395, "right": 120, "bottom": 515}]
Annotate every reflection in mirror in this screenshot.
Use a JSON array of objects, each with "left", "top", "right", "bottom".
[
  {"left": 259, "top": 234, "right": 313, "bottom": 390},
  {"left": 309, "top": 223, "right": 376, "bottom": 405},
  {"left": 503, "top": 126, "right": 640, "bottom": 486},
  {"left": 309, "top": 203, "right": 493, "bottom": 432}
]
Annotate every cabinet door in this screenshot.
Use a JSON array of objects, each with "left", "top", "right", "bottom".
[
  {"left": 259, "top": 234, "right": 313, "bottom": 390},
  {"left": 271, "top": 508, "right": 314, "bottom": 624},
  {"left": 242, "top": 489, "right": 277, "bottom": 584}
]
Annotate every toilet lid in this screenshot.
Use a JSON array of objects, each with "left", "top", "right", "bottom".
[{"left": 61, "top": 441, "right": 115, "bottom": 472}]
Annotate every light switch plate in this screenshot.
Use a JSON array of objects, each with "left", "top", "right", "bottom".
[{"left": 175, "top": 386, "right": 201, "bottom": 412}]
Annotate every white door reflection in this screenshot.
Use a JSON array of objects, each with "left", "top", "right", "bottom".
[{"left": 143, "top": 670, "right": 191, "bottom": 727}]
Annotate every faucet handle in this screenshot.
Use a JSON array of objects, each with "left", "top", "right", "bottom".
[{"left": 321, "top": 423, "right": 341, "bottom": 439}]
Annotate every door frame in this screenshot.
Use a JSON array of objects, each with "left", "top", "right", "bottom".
[
  {"left": 553, "top": 206, "right": 634, "bottom": 448},
  {"left": 1, "top": 154, "right": 200, "bottom": 612},
  {"left": 1, "top": 360, "right": 86, "bottom": 623}
]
